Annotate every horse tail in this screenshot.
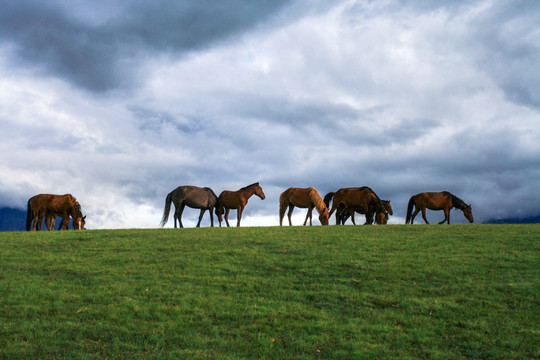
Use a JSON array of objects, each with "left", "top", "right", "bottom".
[
  {"left": 323, "top": 192, "right": 335, "bottom": 209},
  {"left": 160, "top": 191, "right": 174, "bottom": 227},
  {"left": 26, "top": 198, "right": 33, "bottom": 231},
  {"left": 405, "top": 195, "right": 415, "bottom": 224},
  {"left": 215, "top": 195, "right": 223, "bottom": 221}
]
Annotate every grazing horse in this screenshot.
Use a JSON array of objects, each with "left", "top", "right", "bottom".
[
  {"left": 46, "top": 205, "right": 86, "bottom": 230},
  {"left": 340, "top": 200, "right": 393, "bottom": 225},
  {"left": 26, "top": 194, "right": 85, "bottom": 231},
  {"left": 325, "top": 187, "right": 388, "bottom": 225},
  {"left": 216, "top": 182, "right": 265, "bottom": 227},
  {"left": 160, "top": 186, "right": 218, "bottom": 228},
  {"left": 279, "top": 187, "right": 329, "bottom": 226},
  {"left": 405, "top": 191, "right": 474, "bottom": 224}
]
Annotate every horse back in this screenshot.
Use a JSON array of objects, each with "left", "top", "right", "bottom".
[
  {"left": 284, "top": 187, "right": 316, "bottom": 208},
  {"left": 415, "top": 192, "right": 451, "bottom": 210}
]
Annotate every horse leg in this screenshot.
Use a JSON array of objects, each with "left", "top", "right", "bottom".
[
  {"left": 287, "top": 205, "right": 294, "bottom": 226},
  {"left": 196, "top": 209, "right": 206, "bottom": 227},
  {"left": 209, "top": 207, "right": 214, "bottom": 227},
  {"left": 279, "top": 203, "right": 287, "bottom": 226},
  {"left": 439, "top": 208, "right": 450, "bottom": 224},
  {"left": 236, "top": 206, "right": 243, "bottom": 227},
  {"left": 410, "top": 207, "right": 420, "bottom": 224},
  {"left": 304, "top": 207, "right": 313, "bottom": 226},
  {"left": 224, "top": 208, "right": 231, "bottom": 227},
  {"left": 62, "top": 217, "right": 70, "bottom": 230},
  {"left": 421, "top": 208, "right": 430, "bottom": 224},
  {"left": 177, "top": 204, "right": 186, "bottom": 228},
  {"left": 350, "top": 211, "right": 356, "bottom": 225}
]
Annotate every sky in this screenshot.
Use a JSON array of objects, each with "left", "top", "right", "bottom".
[{"left": 1, "top": 0, "right": 539, "bottom": 228}]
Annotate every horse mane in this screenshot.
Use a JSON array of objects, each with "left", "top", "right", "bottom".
[
  {"left": 240, "top": 182, "right": 259, "bottom": 190},
  {"left": 443, "top": 191, "right": 467, "bottom": 209},
  {"left": 308, "top": 187, "right": 328, "bottom": 216},
  {"left": 204, "top": 187, "right": 218, "bottom": 198}
]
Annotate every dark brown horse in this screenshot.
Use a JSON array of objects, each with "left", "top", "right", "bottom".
[
  {"left": 279, "top": 187, "right": 329, "bottom": 226},
  {"left": 405, "top": 191, "right": 474, "bottom": 224},
  {"left": 325, "top": 187, "right": 388, "bottom": 225},
  {"left": 160, "top": 186, "right": 218, "bottom": 228},
  {"left": 216, "top": 182, "right": 265, "bottom": 227},
  {"left": 340, "top": 200, "right": 393, "bottom": 225},
  {"left": 26, "top": 194, "right": 85, "bottom": 231}
]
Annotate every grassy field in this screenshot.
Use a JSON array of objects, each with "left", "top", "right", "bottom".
[{"left": 0, "top": 224, "right": 538, "bottom": 359}]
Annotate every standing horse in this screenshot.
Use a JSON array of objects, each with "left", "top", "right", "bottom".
[
  {"left": 216, "top": 182, "right": 265, "bottom": 227},
  {"left": 26, "top": 194, "right": 85, "bottom": 231},
  {"left": 279, "top": 187, "right": 329, "bottom": 226},
  {"left": 325, "top": 187, "right": 388, "bottom": 225},
  {"left": 160, "top": 186, "right": 218, "bottom": 228},
  {"left": 405, "top": 191, "right": 474, "bottom": 224}
]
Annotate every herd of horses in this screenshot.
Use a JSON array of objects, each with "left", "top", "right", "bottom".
[{"left": 26, "top": 183, "right": 474, "bottom": 231}]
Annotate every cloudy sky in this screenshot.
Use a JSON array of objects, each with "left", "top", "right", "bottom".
[{"left": 1, "top": 0, "right": 539, "bottom": 228}]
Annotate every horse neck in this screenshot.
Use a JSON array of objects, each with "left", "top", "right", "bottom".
[
  {"left": 241, "top": 185, "right": 257, "bottom": 199},
  {"left": 308, "top": 188, "right": 327, "bottom": 215},
  {"left": 449, "top": 193, "right": 466, "bottom": 210}
]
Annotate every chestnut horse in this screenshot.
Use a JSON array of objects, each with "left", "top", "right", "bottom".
[
  {"left": 405, "top": 191, "right": 474, "bottom": 224},
  {"left": 216, "top": 182, "right": 265, "bottom": 227},
  {"left": 325, "top": 187, "right": 388, "bottom": 225},
  {"left": 279, "top": 187, "right": 329, "bottom": 226},
  {"left": 26, "top": 194, "right": 85, "bottom": 231},
  {"left": 160, "top": 186, "right": 218, "bottom": 228}
]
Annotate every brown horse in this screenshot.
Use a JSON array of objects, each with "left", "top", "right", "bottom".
[
  {"left": 160, "top": 186, "right": 218, "bottom": 228},
  {"left": 26, "top": 194, "right": 85, "bottom": 231},
  {"left": 279, "top": 187, "right": 329, "bottom": 226},
  {"left": 325, "top": 187, "right": 388, "bottom": 225},
  {"left": 405, "top": 191, "right": 474, "bottom": 224},
  {"left": 340, "top": 200, "right": 393, "bottom": 225},
  {"left": 46, "top": 205, "right": 86, "bottom": 230},
  {"left": 216, "top": 182, "right": 265, "bottom": 227}
]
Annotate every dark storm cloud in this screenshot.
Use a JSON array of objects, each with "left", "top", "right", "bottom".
[
  {"left": 0, "top": 0, "right": 291, "bottom": 91},
  {"left": 466, "top": 1, "right": 540, "bottom": 109}
]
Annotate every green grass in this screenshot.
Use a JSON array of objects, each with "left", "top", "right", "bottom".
[{"left": 0, "top": 225, "right": 538, "bottom": 359}]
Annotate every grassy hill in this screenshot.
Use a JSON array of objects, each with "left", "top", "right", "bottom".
[{"left": 1, "top": 225, "right": 538, "bottom": 359}]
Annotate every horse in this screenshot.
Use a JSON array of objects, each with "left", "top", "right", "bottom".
[
  {"left": 26, "top": 194, "right": 85, "bottom": 231},
  {"left": 216, "top": 182, "right": 265, "bottom": 227},
  {"left": 160, "top": 186, "right": 218, "bottom": 228},
  {"left": 279, "top": 187, "right": 329, "bottom": 226},
  {"left": 46, "top": 204, "right": 86, "bottom": 230},
  {"left": 405, "top": 191, "right": 474, "bottom": 224},
  {"left": 339, "top": 200, "right": 393, "bottom": 225},
  {"left": 325, "top": 187, "right": 388, "bottom": 225}
]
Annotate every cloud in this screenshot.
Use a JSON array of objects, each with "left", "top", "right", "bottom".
[{"left": 0, "top": 0, "right": 291, "bottom": 91}]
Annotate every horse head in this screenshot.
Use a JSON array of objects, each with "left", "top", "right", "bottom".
[
  {"left": 375, "top": 211, "right": 388, "bottom": 225},
  {"left": 463, "top": 204, "right": 474, "bottom": 223},
  {"left": 72, "top": 204, "right": 86, "bottom": 229},
  {"left": 382, "top": 200, "right": 393, "bottom": 215},
  {"left": 254, "top": 183, "right": 266, "bottom": 200},
  {"left": 319, "top": 208, "right": 329, "bottom": 226}
]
